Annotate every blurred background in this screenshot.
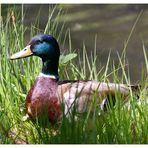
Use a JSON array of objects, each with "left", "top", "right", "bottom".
[{"left": 1, "top": 4, "right": 148, "bottom": 83}]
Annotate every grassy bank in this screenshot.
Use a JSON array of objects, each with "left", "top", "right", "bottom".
[{"left": 0, "top": 6, "right": 148, "bottom": 144}]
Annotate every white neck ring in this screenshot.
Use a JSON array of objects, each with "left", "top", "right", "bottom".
[{"left": 38, "top": 73, "right": 57, "bottom": 79}]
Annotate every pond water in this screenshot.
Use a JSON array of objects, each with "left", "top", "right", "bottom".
[{"left": 2, "top": 4, "right": 148, "bottom": 83}]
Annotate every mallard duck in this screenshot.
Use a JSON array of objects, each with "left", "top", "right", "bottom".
[{"left": 10, "top": 34, "right": 139, "bottom": 124}]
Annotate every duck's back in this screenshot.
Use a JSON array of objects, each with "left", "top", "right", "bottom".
[{"left": 57, "top": 80, "right": 131, "bottom": 115}]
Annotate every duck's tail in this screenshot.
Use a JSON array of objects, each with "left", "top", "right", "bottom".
[
  {"left": 129, "top": 84, "right": 142, "bottom": 99},
  {"left": 130, "top": 85, "right": 141, "bottom": 91}
]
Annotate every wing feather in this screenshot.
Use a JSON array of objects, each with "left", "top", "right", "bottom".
[{"left": 57, "top": 81, "right": 134, "bottom": 114}]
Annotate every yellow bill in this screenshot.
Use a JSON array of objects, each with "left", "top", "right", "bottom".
[{"left": 10, "top": 45, "right": 33, "bottom": 60}]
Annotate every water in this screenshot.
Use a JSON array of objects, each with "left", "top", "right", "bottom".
[{"left": 2, "top": 4, "right": 148, "bottom": 83}]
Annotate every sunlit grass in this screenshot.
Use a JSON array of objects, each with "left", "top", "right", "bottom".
[{"left": 0, "top": 5, "right": 148, "bottom": 144}]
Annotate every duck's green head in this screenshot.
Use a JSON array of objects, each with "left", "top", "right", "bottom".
[{"left": 10, "top": 34, "right": 60, "bottom": 78}]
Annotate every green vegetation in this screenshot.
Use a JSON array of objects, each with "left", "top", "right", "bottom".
[{"left": 0, "top": 6, "right": 148, "bottom": 144}]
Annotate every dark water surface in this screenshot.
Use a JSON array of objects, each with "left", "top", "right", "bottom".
[{"left": 2, "top": 4, "right": 148, "bottom": 83}]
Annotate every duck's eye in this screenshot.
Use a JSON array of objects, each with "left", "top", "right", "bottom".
[{"left": 36, "top": 40, "right": 43, "bottom": 44}]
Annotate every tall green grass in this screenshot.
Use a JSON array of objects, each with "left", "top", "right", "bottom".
[{"left": 0, "top": 5, "right": 148, "bottom": 144}]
